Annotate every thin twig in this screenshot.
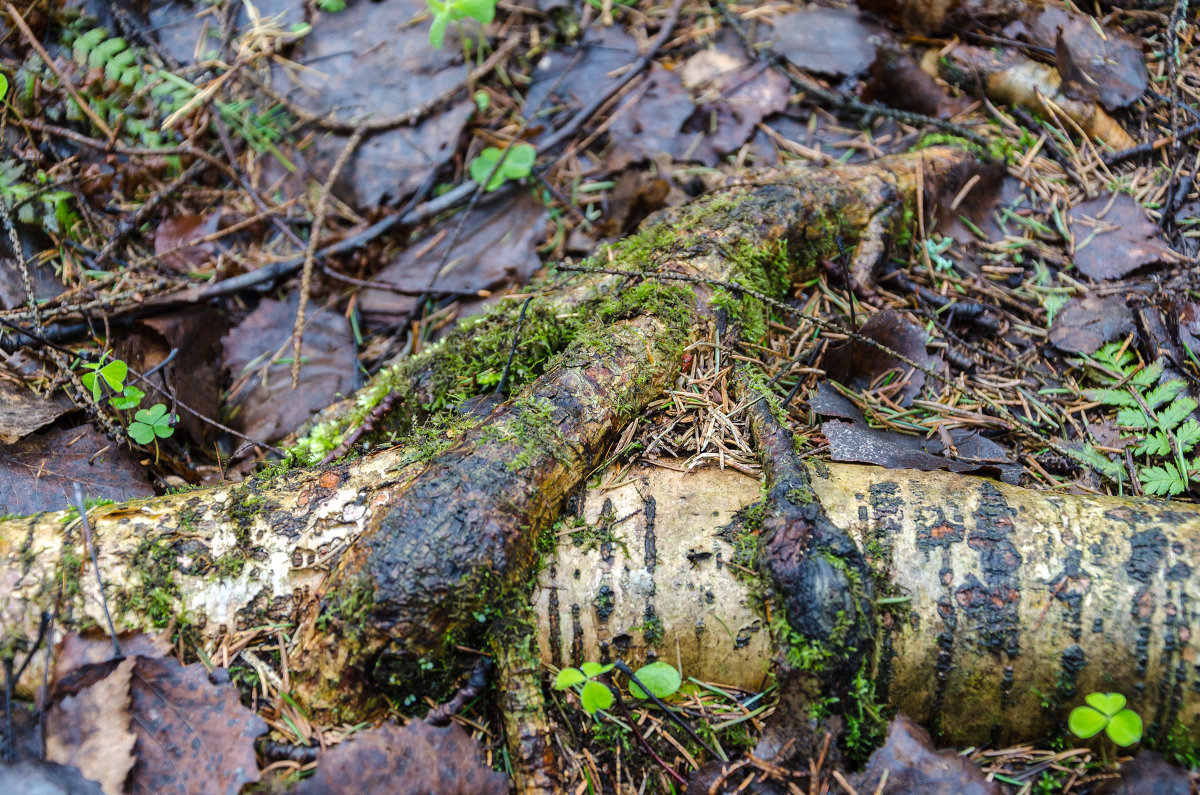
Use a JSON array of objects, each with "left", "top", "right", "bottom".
[{"left": 72, "top": 484, "right": 121, "bottom": 659}]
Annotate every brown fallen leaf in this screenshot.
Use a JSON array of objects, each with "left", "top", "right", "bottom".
[
  {"left": 1049, "top": 295, "right": 1135, "bottom": 355},
  {"left": 0, "top": 759, "right": 105, "bottom": 794},
  {"left": 849, "top": 715, "right": 1001, "bottom": 794},
  {"left": 678, "top": 50, "right": 791, "bottom": 166},
  {"left": 128, "top": 655, "right": 266, "bottom": 795},
  {"left": 1098, "top": 750, "right": 1191, "bottom": 794},
  {"left": 0, "top": 424, "right": 154, "bottom": 516},
  {"left": 822, "top": 310, "right": 931, "bottom": 407},
  {"left": 1068, "top": 194, "right": 1175, "bottom": 280},
  {"left": 0, "top": 378, "right": 73, "bottom": 444},
  {"left": 766, "top": 6, "right": 888, "bottom": 78},
  {"left": 863, "top": 45, "right": 969, "bottom": 120},
  {"left": 45, "top": 657, "right": 137, "bottom": 795},
  {"left": 297, "top": 720, "right": 509, "bottom": 795}
]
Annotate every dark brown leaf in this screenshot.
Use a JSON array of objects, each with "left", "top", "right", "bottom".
[
  {"left": 52, "top": 630, "right": 172, "bottom": 686},
  {"left": 767, "top": 6, "right": 888, "bottom": 78},
  {"left": 0, "top": 424, "right": 154, "bottom": 516},
  {"left": 849, "top": 715, "right": 1000, "bottom": 794},
  {"left": 45, "top": 657, "right": 137, "bottom": 795},
  {"left": 269, "top": 0, "right": 474, "bottom": 207},
  {"left": 297, "top": 721, "right": 508, "bottom": 795},
  {"left": 1068, "top": 194, "right": 1173, "bottom": 280},
  {"left": 154, "top": 213, "right": 222, "bottom": 273},
  {"left": 863, "top": 45, "right": 969, "bottom": 120},
  {"left": 358, "top": 192, "right": 549, "bottom": 327},
  {"left": 221, "top": 293, "right": 358, "bottom": 446},
  {"left": 605, "top": 65, "right": 694, "bottom": 170},
  {"left": 128, "top": 655, "right": 266, "bottom": 795},
  {"left": 1035, "top": 6, "right": 1148, "bottom": 109},
  {"left": 822, "top": 310, "right": 931, "bottom": 407},
  {"left": 525, "top": 25, "right": 641, "bottom": 129},
  {"left": 0, "top": 379, "right": 73, "bottom": 444},
  {"left": 1049, "top": 295, "right": 1135, "bottom": 355},
  {"left": 678, "top": 51, "right": 790, "bottom": 166},
  {"left": 1098, "top": 750, "right": 1190, "bottom": 794}
]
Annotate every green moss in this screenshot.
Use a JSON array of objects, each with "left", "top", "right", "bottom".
[
  {"left": 315, "top": 574, "right": 375, "bottom": 636},
  {"left": 119, "top": 537, "right": 185, "bottom": 629}
]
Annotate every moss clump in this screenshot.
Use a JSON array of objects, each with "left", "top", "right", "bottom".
[{"left": 119, "top": 537, "right": 185, "bottom": 629}]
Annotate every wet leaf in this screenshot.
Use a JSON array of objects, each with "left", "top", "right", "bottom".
[
  {"left": 767, "top": 6, "right": 888, "bottom": 78},
  {"left": 1068, "top": 194, "right": 1174, "bottom": 280},
  {"left": 604, "top": 65, "right": 694, "bottom": 170},
  {"left": 822, "top": 310, "right": 931, "bottom": 407},
  {"left": 296, "top": 721, "right": 508, "bottom": 794},
  {"left": 678, "top": 50, "right": 790, "bottom": 166},
  {"left": 863, "top": 45, "right": 968, "bottom": 120},
  {"left": 127, "top": 655, "right": 266, "bottom": 794},
  {"left": 849, "top": 715, "right": 1000, "bottom": 794},
  {"left": 1034, "top": 6, "right": 1148, "bottom": 109},
  {"left": 221, "top": 293, "right": 358, "bottom": 446},
  {"left": 1102, "top": 751, "right": 1191, "bottom": 794},
  {"left": 0, "top": 424, "right": 154, "bottom": 515},
  {"left": 1049, "top": 295, "right": 1135, "bottom": 355},
  {"left": 0, "top": 379, "right": 73, "bottom": 444},
  {"left": 45, "top": 657, "right": 137, "bottom": 795},
  {"left": 358, "top": 193, "right": 549, "bottom": 328},
  {"left": 0, "top": 760, "right": 105, "bottom": 795}
]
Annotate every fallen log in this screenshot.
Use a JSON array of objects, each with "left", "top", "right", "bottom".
[{"left": 4, "top": 146, "right": 1195, "bottom": 763}]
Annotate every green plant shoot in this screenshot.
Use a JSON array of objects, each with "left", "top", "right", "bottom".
[
  {"left": 128, "top": 403, "right": 175, "bottom": 445},
  {"left": 468, "top": 143, "right": 535, "bottom": 192},
  {"left": 1068, "top": 692, "right": 1142, "bottom": 747},
  {"left": 427, "top": 0, "right": 496, "bottom": 50},
  {"left": 80, "top": 356, "right": 128, "bottom": 402}
]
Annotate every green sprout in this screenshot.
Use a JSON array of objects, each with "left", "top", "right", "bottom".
[
  {"left": 1068, "top": 692, "right": 1142, "bottom": 747},
  {"left": 553, "top": 660, "right": 683, "bottom": 716},
  {"left": 468, "top": 143, "right": 535, "bottom": 192},
  {"left": 80, "top": 355, "right": 128, "bottom": 402},
  {"left": 427, "top": 0, "right": 496, "bottom": 50},
  {"left": 128, "top": 403, "right": 176, "bottom": 446}
]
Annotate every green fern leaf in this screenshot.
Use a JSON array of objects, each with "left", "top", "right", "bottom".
[
  {"left": 1083, "top": 388, "right": 1136, "bottom": 407},
  {"left": 1134, "top": 431, "right": 1172, "bottom": 458},
  {"left": 1158, "top": 396, "right": 1198, "bottom": 429},
  {"left": 1177, "top": 419, "right": 1200, "bottom": 453},
  {"left": 105, "top": 47, "right": 138, "bottom": 84},
  {"left": 1117, "top": 406, "right": 1151, "bottom": 429},
  {"left": 72, "top": 28, "right": 108, "bottom": 66},
  {"left": 1129, "top": 359, "right": 1165, "bottom": 389},
  {"left": 1144, "top": 379, "right": 1186, "bottom": 411},
  {"left": 1140, "top": 463, "right": 1187, "bottom": 496},
  {"left": 88, "top": 37, "right": 127, "bottom": 72},
  {"left": 1078, "top": 444, "right": 1126, "bottom": 481}
]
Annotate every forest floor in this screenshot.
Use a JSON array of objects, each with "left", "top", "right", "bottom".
[{"left": 0, "top": 0, "right": 1198, "bottom": 792}]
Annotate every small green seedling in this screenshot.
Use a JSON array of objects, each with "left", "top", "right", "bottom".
[
  {"left": 468, "top": 143, "right": 535, "bottom": 192},
  {"left": 80, "top": 355, "right": 128, "bottom": 402},
  {"left": 1068, "top": 692, "right": 1142, "bottom": 747},
  {"left": 128, "top": 403, "right": 176, "bottom": 445},
  {"left": 427, "top": 0, "right": 496, "bottom": 50},
  {"left": 109, "top": 385, "right": 145, "bottom": 410},
  {"left": 554, "top": 662, "right": 614, "bottom": 714},
  {"left": 553, "top": 660, "right": 683, "bottom": 716}
]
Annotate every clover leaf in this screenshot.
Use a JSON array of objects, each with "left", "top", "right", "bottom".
[
  {"left": 427, "top": 0, "right": 496, "bottom": 49},
  {"left": 80, "top": 357, "right": 127, "bottom": 402},
  {"left": 109, "top": 384, "right": 145, "bottom": 410},
  {"left": 1068, "top": 692, "right": 1142, "bottom": 747},
  {"left": 552, "top": 662, "right": 615, "bottom": 715},
  {"left": 628, "top": 661, "right": 682, "bottom": 700},
  {"left": 128, "top": 403, "right": 175, "bottom": 445},
  {"left": 468, "top": 144, "right": 535, "bottom": 191}
]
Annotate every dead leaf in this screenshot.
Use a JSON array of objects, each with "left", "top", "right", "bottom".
[
  {"left": 811, "top": 383, "right": 1020, "bottom": 483},
  {"left": 358, "top": 192, "right": 549, "bottom": 327},
  {"left": 221, "top": 293, "right": 358, "bottom": 446},
  {"left": 128, "top": 655, "right": 266, "bottom": 795},
  {"left": 52, "top": 630, "right": 172, "bottom": 685},
  {"left": 1098, "top": 750, "right": 1190, "bottom": 794},
  {"left": 1049, "top": 295, "right": 1135, "bottom": 355},
  {"left": 525, "top": 25, "right": 641, "bottom": 129},
  {"left": 270, "top": 0, "right": 474, "bottom": 207},
  {"left": 117, "top": 308, "right": 228, "bottom": 446},
  {"left": 0, "top": 379, "right": 73, "bottom": 444},
  {"left": 767, "top": 6, "right": 888, "bottom": 78},
  {"left": 297, "top": 721, "right": 508, "bottom": 795},
  {"left": 604, "top": 65, "right": 694, "bottom": 171},
  {"left": 0, "top": 424, "right": 154, "bottom": 516},
  {"left": 45, "top": 657, "right": 137, "bottom": 795},
  {"left": 822, "top": 310, "right": 931, "bottom": 407},
  {"left": 154, "top": 213, "right": 222, "bottom": 273},
  {"left": 1030, "top": 6, "right": 1148, "bottom": 109},
  {"left": 678, "top": 51, "right": 790, "bottom": 166},
  {"left": 1068, "top": 194, "right": 1174, "bottom": 280},
  {"left": 849, "top": 715, "right": 1001, "bottom": 794},
  {"left": 863, "top": 45, "right": 969, "bottom": 120}
]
